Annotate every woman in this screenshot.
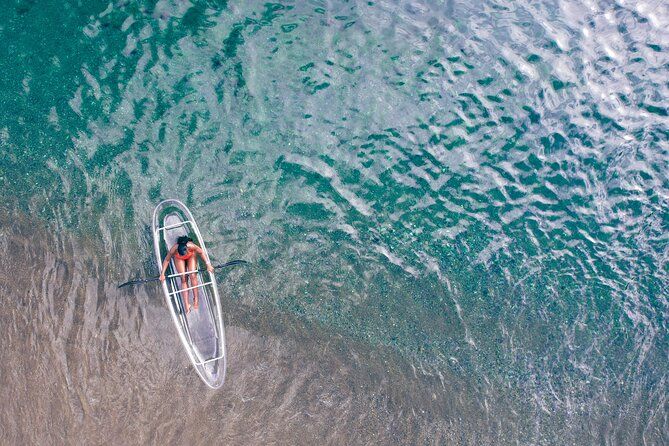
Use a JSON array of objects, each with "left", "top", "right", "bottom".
[{"left": 159, "top": 235, "right": 214, "bottom": 314}]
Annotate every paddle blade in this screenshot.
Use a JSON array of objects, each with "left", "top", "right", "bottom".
[
  {"left": 213, "top": 260, "right": 249, "bottom": 269},
  {"left": 117, "top": 277, "right": 159, "bottom": 289}
]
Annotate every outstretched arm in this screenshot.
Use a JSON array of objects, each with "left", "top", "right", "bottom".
[
  {"left": 160, "top": 245, "right": 177, "bottom": 281},
  {"left": 192, "top": 244, "right": 214, "bottom": 272}
]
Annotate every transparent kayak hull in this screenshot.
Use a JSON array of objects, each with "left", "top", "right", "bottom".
[{"left": 152, "top": 199, "right": 226, "bottom": 389}]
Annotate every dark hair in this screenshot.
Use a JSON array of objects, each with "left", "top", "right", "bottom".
[{"left": 177, "top": 236, "right": 192, "bottom": 255}]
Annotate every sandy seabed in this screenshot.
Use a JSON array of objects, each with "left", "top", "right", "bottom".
[{"left": 0, "top": 211, "right": 486, "bottom": 445}]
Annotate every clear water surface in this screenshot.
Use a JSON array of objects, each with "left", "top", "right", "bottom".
[{"left": 0, "top": 0, "right": 667, "bottom": 444}]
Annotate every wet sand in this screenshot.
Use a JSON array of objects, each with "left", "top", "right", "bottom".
[{"left": 0, "top": 210, "right": 490, "bottom": 445}]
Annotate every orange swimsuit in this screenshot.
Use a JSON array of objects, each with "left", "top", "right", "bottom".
[{"left": 174, "top": 247, "right": 194, "bottom": 261}]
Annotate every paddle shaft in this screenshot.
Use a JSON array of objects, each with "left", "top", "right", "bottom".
[{"left": 118, "top": 260, "right": 248, "bottom": 288}]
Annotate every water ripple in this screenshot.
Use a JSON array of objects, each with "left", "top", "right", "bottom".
[{"left": 1, "top": 0, "right": 667, "bottom": 443}]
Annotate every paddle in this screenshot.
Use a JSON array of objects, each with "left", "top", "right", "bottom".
[{"left": 118, "top": 260, "right": 249, "bottom": 288}]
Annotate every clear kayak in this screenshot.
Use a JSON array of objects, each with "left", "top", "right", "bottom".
[{"left": 152, "top": 199, "right": 226, "bottom": 389}]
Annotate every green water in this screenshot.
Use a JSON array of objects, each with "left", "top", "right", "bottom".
[{"left": 1, "top": 0, "right": 667, "bottom": 443}]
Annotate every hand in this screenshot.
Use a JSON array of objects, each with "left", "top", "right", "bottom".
[
  {"left": 207, "top": 263, "right": 214, "bottom": 273},
  {"left": 159, "top": 273, "right": 165, "bottom": 282}
]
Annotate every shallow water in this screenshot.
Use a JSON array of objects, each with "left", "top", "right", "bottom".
[{"left": 1, "top": 0, "right": 667, "bottom": 444}]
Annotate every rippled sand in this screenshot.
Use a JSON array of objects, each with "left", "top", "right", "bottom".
[{"left": 0, "top": 211, "right": 485, "bottom": 445}]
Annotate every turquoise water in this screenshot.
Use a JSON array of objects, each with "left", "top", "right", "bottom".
[{"left": 1, "top": 0, "right": 667, "bottom": 443}]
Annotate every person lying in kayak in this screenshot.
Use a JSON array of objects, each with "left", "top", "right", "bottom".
[{"left": 159, "top": 236, "right": 214, "bottom": 313}]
